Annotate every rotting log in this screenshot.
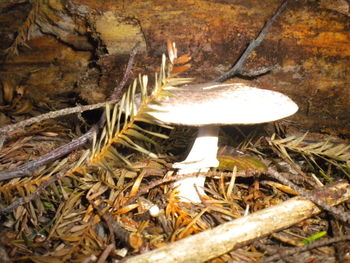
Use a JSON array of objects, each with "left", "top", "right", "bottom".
[
  {"left": 123, "top": 181, "right": 350, "bottom": 263},
  {"left": 0, "top": 0, "right": 349, "bottom": 133}
]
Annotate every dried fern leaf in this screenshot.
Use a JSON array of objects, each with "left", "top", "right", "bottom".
[
  {"left": 132, "top": 124, "right": 169, "bottom": 139},
  {"left": 90, "top": 54, "right": 192, "bottom": 170},
  {"left": 269, "top": 133, "right": 350, "bottom": 162},
  {"left": 5, "top": 0, "right": 42, "bottom": 57}
]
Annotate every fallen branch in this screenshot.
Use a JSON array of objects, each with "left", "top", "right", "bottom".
[
  {"left": 0, "top": 130, "right": 94, "bottom": 181},
  {"left": 92, "top": 201, "right": 143, "bottom": 250},
  {"left": 122, "top": 181, "right": 350, "bottom": 263},
  {"left": 215, "top": 0, "right": 289, "bottom": 82},
  {"left": 0, "top": 170, "right": 63, "bottom": 214},
  {"left": 268, "top": 167, "right": 350, "bottom": 223},
  {"left": 0, "top": 100, "right": 115, "bottom": 135}
]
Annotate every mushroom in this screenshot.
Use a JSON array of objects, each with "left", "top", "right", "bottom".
[{"left": 149, "top": 82, "right": 298, "bottom": 203}]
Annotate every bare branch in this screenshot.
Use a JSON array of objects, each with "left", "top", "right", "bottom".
[
  {"left": 0, "top": 101, "right": 112, "bottom": 135},
  {"left": 262, "top": 234, "right": 350, "bottom": 263},
  {"left": 0, "top": 171, "right": 62, "bottom": 214},
  {"left": 215, "top": 0, "right": 289, "bottom": 82},
  {"left": 0, "top": 129, "right": 95, "bottom": 181},
  {"left": 268, "top": 167, "right": 350, "bottom": 223}
]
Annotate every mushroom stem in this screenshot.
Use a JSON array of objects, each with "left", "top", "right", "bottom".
[{"left": 173, "top": 125, "right": 220, "bottom": 203}]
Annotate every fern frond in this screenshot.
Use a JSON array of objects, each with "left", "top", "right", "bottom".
[
  {"left": 89, "top": 54, "right": 192, "bottom": 171},
  {"left": 269, "top": 133, "right": 350, "bottom": 162},
  {"left": 4, "top": 0, "right": 42, "bottom": 57},
  {"left": 132, "top": 124, "right": 169, "bottom": 139},
  {"left": 269, "top": 133, "right": 350, "bottom": 179}
]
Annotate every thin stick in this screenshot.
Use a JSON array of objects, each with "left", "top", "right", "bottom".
[
  {"left": 268, "top": 167, "right": 350, "bottom": 223},
  {"left": 0, "top": 43, "right": 140, "bottom": 181},
  {"left": 0, "top": 129, "right": 95, "bottom": 181},
  {"left": 97, "top": 243, "right": 115, "bottom": 263},
  {"left": 214, "top": 0, "right": 289, "bottom": 82},
  {"left": 262, "top": 234, "right": 350, "bottom": 263},
  {"left": 124, "top": 170, "right": 256, "bottom": 206},
  {"left": 0, "top": 101, "right": 114, "bottom": 135},
  {"left": 92, "top": 200, "right": 143, "bottom": 250},
  {"left": 0, "top": 172, "right": 61, "bottom": 214},
  {"left": 111, "top": 42, "right": 140, "bottom": 101},
  {"left": 96, "top": 41, "right": 140, "bottom": 129}
]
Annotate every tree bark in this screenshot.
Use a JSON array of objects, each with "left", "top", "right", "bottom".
[{"left": 0, "top": 0, "right": 349, "bottom": 134}]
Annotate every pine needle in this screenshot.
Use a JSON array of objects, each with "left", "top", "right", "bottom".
[{"left": 89, "top": 54, "right": 192, "bottom": 171}]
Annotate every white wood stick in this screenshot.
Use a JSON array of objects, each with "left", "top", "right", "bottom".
[{"left": 124, "top": 181, "right": 350, "bottom": 263}]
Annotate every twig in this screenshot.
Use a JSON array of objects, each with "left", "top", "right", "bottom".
[
  {"left": 262, "top": 234, "right": 350, "bottom": 263},
  {"left": 0, "top": 129, "right": 95, "bottom": 181},
  {"left": 124, "top": 170, "right": 256, "bottom": 206},
  {"left": 96, "top": 41, "right": 141, "bottom": 129},
  {"left": 268, "top": 167, "right": 350, "bottom": 223},
  {"left": 111, "top": 42, "right": 140, "bottom": 101},
  {"left": 0, "top": 101, "right": 115, "bottom": 135},
  {"left": 0, "top": 43, "right": 140, "bottom": 181},
  {"left": 237, "top": 66, "right": 275, "bottom": 78},
  {"left": 268, "top": 139, "right": 319, "bottom": 187},
  {"left": 214, "top": 0, "right": 289, "bottom": 82},
  {"left": 0, "top": 171, "right": 62, "bottom": 214},
  {"left": 97, "top": 243, "right": 115, "bottom": 263},
  {"left": 92, "top": 201, "right": 143, "bottom": 250}
]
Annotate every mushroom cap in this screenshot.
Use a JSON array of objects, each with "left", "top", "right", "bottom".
[{"left": 149, "top": 82, "right": 298, "bottom": 126}]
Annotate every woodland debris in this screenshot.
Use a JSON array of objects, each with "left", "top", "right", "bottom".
[
  {"left": 262, "top": 234, "right": 350, "bottom": 263},
  {"left": 0, "top": 43, "right": 139, "bottom": 181},
  {"left": 123, "top": 181, "right": 350, "bottom": 263},
  {"left": 215, "top": 0, "right": 289, "bottom": 82}
]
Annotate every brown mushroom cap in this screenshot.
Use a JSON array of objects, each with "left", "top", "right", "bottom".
[{"left": 149, "top": 82, "right": 298, "bottom": 126}]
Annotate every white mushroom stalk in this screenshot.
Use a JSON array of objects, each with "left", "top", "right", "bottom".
[
  {"left": 172, "top": 125, "right": 219, "bottom": 202},
  {"left": 173, "top": 126, "right": 220, "bottom": 171},
  {"left": 149, "top": 82, "right": 299, "bottom": 203}
]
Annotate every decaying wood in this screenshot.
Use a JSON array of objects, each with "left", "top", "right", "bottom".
[
  {"left": 1, "top": 0, "right": 349, "bottom": 134},
  {"left": 0, "top": 43, "right": 139, "bottom": 181},
  {"left": 123, "top": 181, "right": 350, "bottom": 263}
]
